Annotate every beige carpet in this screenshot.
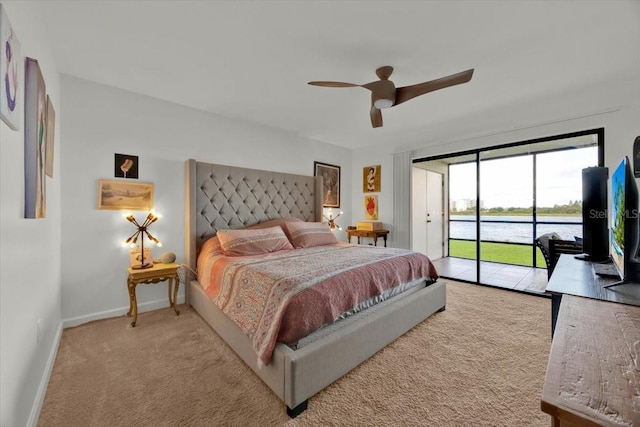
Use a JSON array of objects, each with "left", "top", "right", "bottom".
[{"left": 38, "top": 281, "right": 552, "bottom": 426}]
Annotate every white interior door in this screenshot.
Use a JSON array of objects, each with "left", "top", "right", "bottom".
[
  {"left": 411, "top": 168, "right": 427, "bottom": 255},
  {"left": 426, "top": 170, "right": 444, "bottom": 260}
]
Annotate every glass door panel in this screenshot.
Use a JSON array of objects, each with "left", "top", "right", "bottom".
[{"left": 448, "top": 159, "right": 477, "bottom": 282}]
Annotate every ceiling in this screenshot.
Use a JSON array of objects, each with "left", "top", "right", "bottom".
[{"left": 32, "top": 1, "right": 639, "bottom": 150}]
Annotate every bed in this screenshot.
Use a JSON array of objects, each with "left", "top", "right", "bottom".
[{"left": 184, "top": 159, "right": 446, "bottom": 417}]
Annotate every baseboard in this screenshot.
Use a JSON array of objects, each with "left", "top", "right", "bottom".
[
  {"left": 62, "top": 294, "right": 185, "bottom": 328},
  {"left": 28, "top": 294, "right": 186, "bottom": 425},
  {"left": 27, "top": 322, "right": 63, "bottom": 427}
]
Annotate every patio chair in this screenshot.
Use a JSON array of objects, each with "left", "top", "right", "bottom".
[{"left": 535, "top": 233, "right": 583, "bottom": 279}]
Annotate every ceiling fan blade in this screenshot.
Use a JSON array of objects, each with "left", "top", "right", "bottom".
[
  {"left": 394, "top": 69, "right": 474, "bottom": 106},
  {"left": 370, "top": 105, "right": 383, "bottom": 128},
  {"left": 308, "top": 81, "right": 360, "bottom": 88}
]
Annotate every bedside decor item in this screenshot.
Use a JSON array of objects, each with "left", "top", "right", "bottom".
[
  {"left": 24, "top": 57, "right": 46, "bottom": 219},
  {"left": 160, "top": 251, "right": 176, "bottom": 263},
  {"left": 0, "top": 4, "right": 20, "bottom": 131},
  {"left": 314, "top": 161, "right": 340, "bottom": 208},
  {"left": 114, "top": 153, "right": 138, "bottom": 179},
  {"left": 124, "top": 211, "right": 162, "bottom": 269},
  {"left": 44, "top": 95, "right": 55, "bottom": 177},
  {"left": 365, "top": 195, "right": 378, "bottom": 220},
  {"left": 363, "top": 165, "right": 381, "bottom": 193},
  {"left": 97, "top": 180, "right": 153, "bottom": 210},
  {"left": 323, "top": 208, "right": 343, "bottom": 231}
]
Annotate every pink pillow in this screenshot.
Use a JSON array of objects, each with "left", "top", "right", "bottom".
[
  {"left": 216, "top": 226, "right": 293, "bottom": 256},
  {"left": 284, "top": 222, "right": 338, "bottom": 248}
]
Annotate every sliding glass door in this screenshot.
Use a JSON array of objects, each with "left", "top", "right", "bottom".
[{"left": 413, "top": 128, "right": 603, "bottom": 291}]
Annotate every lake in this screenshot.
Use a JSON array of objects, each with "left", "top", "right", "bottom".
[{"left": 449, "top": 215, "right": 582, "bottom": 244}]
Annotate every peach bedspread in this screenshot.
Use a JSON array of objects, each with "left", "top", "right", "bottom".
[{"left": 200, "top": 244, "right": 438, "bottom": 367}]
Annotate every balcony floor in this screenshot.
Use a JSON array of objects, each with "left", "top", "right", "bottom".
[{"left": 431, "top": 256, "right": 549, "bottom": 295}]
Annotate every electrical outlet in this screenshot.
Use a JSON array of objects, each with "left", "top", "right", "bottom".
[{"left": 36, "top": 319, "right": 42, "bottom": 343}]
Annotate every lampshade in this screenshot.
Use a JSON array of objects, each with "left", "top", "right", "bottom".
[{"left": 373, "top": 98, "right": 394, "bottom": 109}]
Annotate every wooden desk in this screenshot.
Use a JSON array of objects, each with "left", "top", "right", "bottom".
[
  {"left": 541, "top": 295, "right": 640, "bottom": 426},
  {"left": 346, "top": 229, "right": 389, "bottom": 247},
  {"left": 127, "top": 262, "right": 181, "bottom": 327},
  {"left": 545, "top": 254, "right": 640, "bottom": 335}
]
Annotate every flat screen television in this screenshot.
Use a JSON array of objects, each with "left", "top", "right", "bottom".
[{"left": 606, "top": 156, "right": 640, "bottom": 288}]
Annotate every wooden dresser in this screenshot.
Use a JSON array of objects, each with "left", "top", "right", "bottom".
[{"left": 542, "top": 255, "right": 640, "bottom": 426}]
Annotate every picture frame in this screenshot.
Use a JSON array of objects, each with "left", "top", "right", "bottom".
[
  {"left": 45, "top": 95, "right": 55, "bottom": 177},
  {"left": 24, "top": 57, "right": 46, "bottom": 219},
  {"left": 114, "top": 153, "right": 138, "bottom": 179},
  {"left": 0, "top": 4, "right": 20, "bottom": 131},
  {"left": 365, "top": 195, "right": 378, "bottom": 220},
  {"left": 314, "top": 161, "right": 340, "bottom": 208},
  {"left": 363, "top": 164, "right": 381, "bottom": 193},
  {"left": 97, "top": 179, "right": 153, "bottom": 211}
]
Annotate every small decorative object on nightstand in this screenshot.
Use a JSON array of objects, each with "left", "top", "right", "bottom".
[{"left": 126, "top": 262, "right": 180, "bottom": 327}]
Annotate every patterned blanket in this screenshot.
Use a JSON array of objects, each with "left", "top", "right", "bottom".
[{"left": 211, "top": 244, "right": 438, "bottom": 367}]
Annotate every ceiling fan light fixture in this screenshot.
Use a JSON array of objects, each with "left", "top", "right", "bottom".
[{"left": 373, "top": 98, "right": 394, "bottom": 109}]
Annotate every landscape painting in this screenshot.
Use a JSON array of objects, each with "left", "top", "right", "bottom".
[{"left": 97, "top": 180, "right": 153, "bottom": 210}]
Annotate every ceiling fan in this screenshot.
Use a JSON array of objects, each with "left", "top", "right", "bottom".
[{"left": 308, "top": 66, "right": 474, "bottom": 128}]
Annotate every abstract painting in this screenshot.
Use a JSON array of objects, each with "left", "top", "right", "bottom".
[
  {"left": 24, "top": 57, "right": 46, "bottom": 219},
  {"left": 0, "top": 4, "right": 20, "bottom": 130},
  {"left": 314, "top": 161, "right": 340, "bottom": 208},
  {"left": 45, "top": 95, "right": 55, "bottom": 177}
]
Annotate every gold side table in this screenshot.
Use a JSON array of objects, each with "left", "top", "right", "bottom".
[{"left": 127, "top": 262, "right": 181, "bottom": 327}]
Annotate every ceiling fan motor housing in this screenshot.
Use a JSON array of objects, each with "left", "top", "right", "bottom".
[{"left": 371, "top": 80, "right": 396, "bottom": 109}]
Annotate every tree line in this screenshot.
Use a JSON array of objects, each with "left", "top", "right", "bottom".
[{"left": 453, "top": 200, "right": 582, "bottom": 216}]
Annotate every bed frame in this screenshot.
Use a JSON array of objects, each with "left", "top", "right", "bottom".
[{"left": 184, "top": 159, "right": 446, "bottom": 417}]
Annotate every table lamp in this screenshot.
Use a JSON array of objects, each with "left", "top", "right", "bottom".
[{"left": 124, "top": 211, "right": 162, "bottom": 269}]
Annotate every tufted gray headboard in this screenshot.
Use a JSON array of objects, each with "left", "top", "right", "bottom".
[{"left": 184, "top": 159, "right": 323, "bottom": 274}]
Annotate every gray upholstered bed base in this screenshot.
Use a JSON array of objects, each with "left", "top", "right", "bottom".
[
  {"left": 184, "top": 159, "right": 446, "bottom": 416},
  {"left": 189, "top": 278, "right": 446, "bottom": 413}
]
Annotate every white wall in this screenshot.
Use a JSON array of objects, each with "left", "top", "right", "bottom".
[
  {"left": 0, "top": 2, "right": 61, "bottom": 426},
  {"left": 60, "top": 75, "right": 352, "bottom": 324}
]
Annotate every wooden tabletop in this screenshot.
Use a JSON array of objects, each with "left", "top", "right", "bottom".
[
  {"left": 541, "top": 295, "right": 640, "bottom": 426},
  {"left": 546, "top": 254, "right": 640, "bottom": 306}
]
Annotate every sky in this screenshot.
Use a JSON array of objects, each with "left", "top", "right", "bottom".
[{"left": 449, "top": 146, "right": 599, "bottom": 208}]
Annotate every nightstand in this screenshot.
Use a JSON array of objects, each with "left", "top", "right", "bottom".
[
  {"left": 126, "top": 262, "right": 181, "bottom": 327},
  {"left": 346, "top": 228, "right": 390, "bottom": 247}
]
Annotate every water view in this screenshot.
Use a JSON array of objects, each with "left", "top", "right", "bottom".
[{"left": 450, "top": 215, "right": 582, "bottom": 244}]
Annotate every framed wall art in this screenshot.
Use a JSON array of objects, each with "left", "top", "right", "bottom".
[
  {"left": 24, "top": 57, "right": 46, "bottom": 219},
  {"left": 0, "top": 4, "right": 20, "bottom": 131},
  {"left": 363, "top": 165, "right": 381, "bottom": 193},
  {"left": 365, "top": 195, "right": 378, "bottom": 220},
  {"left": 114, "top": 153, "right": 138, "bottom": 179},
  {"left": 97, "top": 180, "right": 153, "bottom": 210},
  {"left": 45, "top": 95, "right": 55, "bottom": 177},
  {"left": 314, "top": 161, "right": 340, "bottom": 208}
]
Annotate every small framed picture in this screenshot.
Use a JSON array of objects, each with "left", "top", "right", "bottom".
[
  {"left": 365, "top": 195, "right": 378, "bottom": 220},
  {"left": 363, "top": 165, "right": 381, "bottom": 192},
  {"left": 314, "top": 161, "right": 340, "bottom": 208},
  {"left": 114, "top": 153, "right": 138, "bottom": 179},
  {"left": 97, "top": 179, "right": 153, "bottom": 210}
]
